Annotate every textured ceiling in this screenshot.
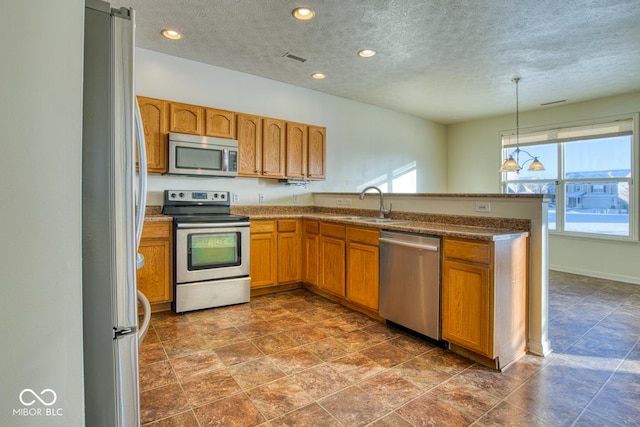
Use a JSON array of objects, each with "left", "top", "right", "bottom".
[{"left": 110, "top": 0, "right": 640, "bottom": 124}]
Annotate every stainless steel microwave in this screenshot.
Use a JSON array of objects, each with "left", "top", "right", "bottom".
[{"left": 168, "top": 132, "right": 238, "bottom": 177}]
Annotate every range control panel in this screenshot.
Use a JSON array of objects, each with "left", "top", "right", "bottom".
[{"left": 165, "top": 190, "right": 229, "bottom": 205}]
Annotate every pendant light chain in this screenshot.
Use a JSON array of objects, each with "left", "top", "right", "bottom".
[
  {"left": 513, "top": 76, "right": 520, "bottom": 149},
  {"left": 499, "top": 76, "right": 545, "bottom": 173}
]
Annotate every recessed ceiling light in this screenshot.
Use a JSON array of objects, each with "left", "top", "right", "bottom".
[
  {"left": 311, "top": 73, "right": 326, "bottom": 80},
  {"left": 161, "top": 29, "right": 181, "bottom": 40},
  {"left": 292, "top": 7, "right": 315, "bottom": 20},
  {"left": 358, "top": 49, "right": 376, "bottom": 58}
]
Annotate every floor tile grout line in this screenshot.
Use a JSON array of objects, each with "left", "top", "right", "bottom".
[{"left": 568, "top": 334, "right": 640, "bottom": 427}]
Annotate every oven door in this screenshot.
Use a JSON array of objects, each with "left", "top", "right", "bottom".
[{"left": 175, "top": 222, "right": 250, "bottom": 284}]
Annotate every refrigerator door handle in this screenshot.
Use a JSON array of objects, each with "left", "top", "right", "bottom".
[
  {"left": 137, "top": 289, "right": 151, "bottom": 344},
  {"left": 134, "top": 98, "right": 147, "bottom": 252}
]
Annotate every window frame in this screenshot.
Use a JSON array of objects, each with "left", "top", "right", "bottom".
[{"left": 500, "top": 114, "right": 638, "bottom": 242}]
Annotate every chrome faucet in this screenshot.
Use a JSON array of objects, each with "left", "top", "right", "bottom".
[{"left": 359, "top": 186, "right": 392, "bottom": 218}]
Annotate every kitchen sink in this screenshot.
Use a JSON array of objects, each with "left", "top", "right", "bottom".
[
  {"left": 331, "top": 216, "right": 408, "bottom": 224},
  {"left": 358, "top": 218, "right": 408, "bottom": 224}
]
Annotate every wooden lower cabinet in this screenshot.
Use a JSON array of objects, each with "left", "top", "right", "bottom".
[
  {"left": 137, "top": 221, "right": 173, "bottom": 310},
  {"left": 250, "top": 220, "right": 277, "bottom": 288},
  {"left": 277, "top": 219, "right": 301, "bottom": 284},
  {"left": 346, "top": 226, "right": 379, "bottom": 311},
  {"left": 441, "top": 236, "right": 528, "bottom": 370},
  {"left": 302, "top": 220, "right": 320, "bottom": 286},
  {"left": 319, "top": 223, "right": 346, "bottom": 297}
]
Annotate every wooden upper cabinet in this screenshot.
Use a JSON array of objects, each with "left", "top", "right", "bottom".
[
  {"left": 262, "top": 118, "right": 286, "bottom": 178},
  {"left": 168, "top": 102, "right": 204, "bottom": 135},
  {"left": 137, "top": 96, "right": 167, "bottom": 173},
  {"left": 205, "top": 108, "right": 236, "bottom": 138},
  {"left": 285, "top": 122, "right": 307, "bottom": 179},
  {"left": 236, "top": 113, "right": 263, "bottom": 177},
  {"left": 307, "top": 125, "right": 326, "bottom": 180}
]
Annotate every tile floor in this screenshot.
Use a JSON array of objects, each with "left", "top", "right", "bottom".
[{"left": 138, "top": 271, "right": 640, "bottom": 426}]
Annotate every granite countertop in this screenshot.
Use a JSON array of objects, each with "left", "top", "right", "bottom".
[
  {"left": 250, "top": 213, "right": 528, "bottom": 241},
  {"left": 235, "top": 207, "right": 529, "bottom": 241},
  {"left": 144, "top": 205, "right": 529, "bottom": 241},
  {"left": 144, "top": 206, "right": 172, "bottom": 222}
]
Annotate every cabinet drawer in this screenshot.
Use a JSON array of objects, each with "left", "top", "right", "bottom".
[
  {"left": 444, "top": 238, "right": 490, "bottom": 264},
  {"left": 320, "top": 222, "right": 346, "bottom": 239},
  {"left": 277, "top": 219, "right": 298, "bottom": 233},
  {"left": 250, "top": 220, "right": 275, "bottom": 233},
  {"left": 347, "top": 226, "right": 379, "bottom": 246},
  {"left": 141, "top": 221, "right": 172, "bottom": 239},
  {"left": 304, "top": 220, "right": 319, "bottom": 234}
]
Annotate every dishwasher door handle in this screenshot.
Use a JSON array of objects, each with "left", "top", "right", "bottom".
[{"left": 379, "top": 237, "right": 439, "bottom": 251}]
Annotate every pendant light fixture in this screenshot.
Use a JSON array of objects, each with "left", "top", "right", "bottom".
[{"left": 499, "top": 77, "right": 545, "bottom": 173}]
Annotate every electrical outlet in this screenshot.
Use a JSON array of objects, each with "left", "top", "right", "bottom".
[
  {"left": 233, "top": 193, "right": 239, "bottom": 202},
  {"left": 475, "top": 201, "right": 491, "bottom": 212},
  {"left": 343, "top": 198, "right": 352, "bottom": 205},
  {"left": 258, "top": 193, "right": 265, "bottom": 203},
  {"left": 336, "top": 198, "right": 344, "bottom": 205},
  {"left": 293, "top": 194, "right": 298, "bottom": 203}
]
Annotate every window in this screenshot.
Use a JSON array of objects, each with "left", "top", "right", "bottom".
[{"left": 501, "top": 117, "right": 635, "bottom": 239}]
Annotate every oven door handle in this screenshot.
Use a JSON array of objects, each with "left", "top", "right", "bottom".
[{"left": 176, "top": 222, "right": 250, "bottom": 229}]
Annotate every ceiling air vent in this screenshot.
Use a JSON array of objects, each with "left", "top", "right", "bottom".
[{"left": 282, "top": 52, "right": 307, "bottom": 63}]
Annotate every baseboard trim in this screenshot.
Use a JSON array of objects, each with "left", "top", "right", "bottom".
[{"left": 549, "top": 266, "right": 640, "bottom": 285}]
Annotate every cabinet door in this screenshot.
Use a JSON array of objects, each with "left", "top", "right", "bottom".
[
  {"left": 250, "top": 221, "right": 277, "bottom": 288},
  {"left": 236, "top": 113, "right": 262, "bottom": 176},
  {"left": 307, "top": 125, "right": 326, "bottom": 180},
  {"left": 137, "top": 222, "right": 172, "bottom": 304},
  {"left": 277, "top": 220, "right": 301, "bottom": 283},
  {"left": 302, "top": 221, "right": 320, "bottom": 286},
  {"left": 205, "top": 108, "right": 236, "bottom": 138},
  {"left": 346, "top": 241, "right": 379, "bottom": 311},
  {"left": 137, "top": 96, "right": 167, "bottom": 173},
  {"left": 285, "top": 122, "right": 307, "bottom": 178},
  {"left": 320, "top": 236, "right": 346, "bottom": 297},
  {"left": 262, "top": 118, "right": 285, "bottom": 178},
  {"left": 168, "top": 102, "right": 204, "bottom": 135},
  {"left": 442, "top": 260, "right": 493, "bottom": 357}
]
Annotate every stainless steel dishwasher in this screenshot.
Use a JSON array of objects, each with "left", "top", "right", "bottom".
[{"left": 379, "top": 230, "right": 442, "bottom": 340}]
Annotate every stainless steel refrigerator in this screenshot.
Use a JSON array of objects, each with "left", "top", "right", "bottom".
[{"left": 82, "top": 0, "right": 149, "bottom": 425}]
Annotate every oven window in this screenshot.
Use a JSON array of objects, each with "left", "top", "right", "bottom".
[
  {"left": 188, "top": 232, "right": 240, "bottom": 270},
  {"left": 176, "top": 146, "right": 222, "bottom": 170}
]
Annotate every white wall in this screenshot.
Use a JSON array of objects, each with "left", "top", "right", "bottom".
[
  {"left": 135, "top": 48, "right": 447, "bottom": 207},
  {"left": 0, "top": 1, "right": 85, "bottom": 426},
  {"left": 447, "top": 91, "right": 640, "bottom": 284}
]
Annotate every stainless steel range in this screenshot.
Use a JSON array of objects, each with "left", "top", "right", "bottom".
[{"left": 162, "top": 190, "right": 250, "bottom": 313}]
